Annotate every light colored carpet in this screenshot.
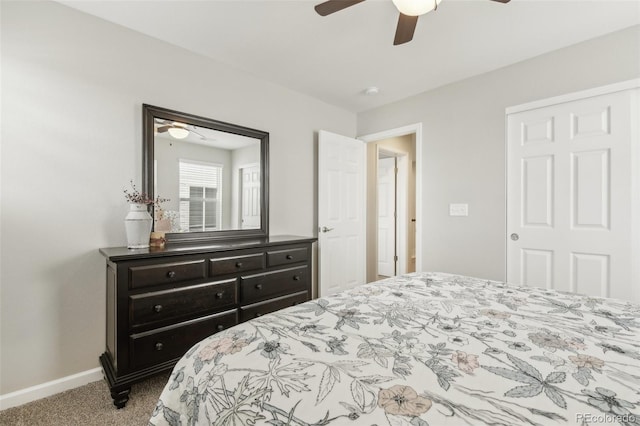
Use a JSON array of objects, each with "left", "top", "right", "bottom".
[{"left": 0, "top": 373, "right": 169, "bottom": 426}]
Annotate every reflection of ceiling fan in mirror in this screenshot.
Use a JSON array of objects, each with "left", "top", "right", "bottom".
[
  {"left": 315, "top": 0, "right": 510, "bottom": 45},
  {"left": 155, "top": 120, "right": 210, "bottom": 141}
]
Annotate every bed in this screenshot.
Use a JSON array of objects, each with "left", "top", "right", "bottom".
[{"left": 149, "top": 272, "right": 640, "bottom": 425}]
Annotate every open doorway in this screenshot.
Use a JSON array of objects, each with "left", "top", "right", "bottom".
[
  {"left": 317, "top": 125, "right": 422, "bottom": 295},
  {"left": 364, "top": 133, "right": 417, "bottom": 282},
  {"left": 377, "top": 149, "right": 412, "bottom": 279}
]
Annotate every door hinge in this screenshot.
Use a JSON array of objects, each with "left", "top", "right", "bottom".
[{"left": 394, "top": 255, "right": 398, "bottom": 262}]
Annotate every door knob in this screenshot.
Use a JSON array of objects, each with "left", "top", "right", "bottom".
[
  {"left": 321, "top": 226, "right": 334, "bottom": 233},
  {"left": 510, "top": 233, "right": 519, "bottom": 241}
]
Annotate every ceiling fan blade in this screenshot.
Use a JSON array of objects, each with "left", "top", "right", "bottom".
[
  {"left": 394, "top": 13, "right": 418, "bottom": 46},
  {"left": 489, "top": 0, "right": 510, "bottom": 3},
  {"left": 156, "top": 125, "right": 171, "bottom": 133},
  {"left": 315, "top": 0, "right": 366, "bottom": 16},
  {"left": 189, "top": 129, "right": 207, "bottom": 140}
]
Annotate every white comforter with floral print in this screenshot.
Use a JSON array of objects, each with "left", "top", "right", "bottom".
[{"left": 149, "top": 272, "right": 640, "bottom": 426}]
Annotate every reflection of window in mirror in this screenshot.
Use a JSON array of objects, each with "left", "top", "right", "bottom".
[{"left": 179, "top": 160, "right": 222, "bottom": 232}]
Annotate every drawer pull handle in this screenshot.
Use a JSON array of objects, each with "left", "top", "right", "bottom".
[
  {"left": 167, "top": 271, "right": 176, "bottom": 279},
  {"left": 235, "top": 262, "right": 243, "bottom": 268},
  {"left": 153, "top": 304, "right": 163, "bottom": 313},
  {"left": 255, "top": 284, "right": 263, "bottom": 290},
  {"left": 215, "top": 292, "right": 224, "bottom": 299},
  {"left": 293, "top": 275, "right": 301, "bottom": 281},
  {"left": 216, "top": 324, "right": 224, "bottom": 331},
  {"left": 155, "top": 342, "right": 164, "bottom": 351},
  {"left": 286, "top": 254, "right": 293, "bottom": 260}
]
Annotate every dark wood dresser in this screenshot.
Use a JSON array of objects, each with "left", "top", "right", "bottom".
[{"left": 98, "top": 235, "right": 315, "bottom": 408}]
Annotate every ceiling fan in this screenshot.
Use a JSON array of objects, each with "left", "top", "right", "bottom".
[
  {"left": 315, "top": 0, "right": 511, "bottom": 45},
  {"left": 155, "top": 120, "right": 208, "bottom": 141}
]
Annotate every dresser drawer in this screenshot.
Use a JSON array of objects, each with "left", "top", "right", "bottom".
[
  {"left": 129, "top": 260, "right": 206, "bottom": 289},
  {"left": 129, "top": 279, "right": 237, "bottom": 328},
  {"left": 240, "top": 266, "right": 308, "bottom": 304},
  {"left": 130, "top": 310, "right": 238, "bottom": 369},
  {"left": 266, "top": 247, "right": 308, "bottom": 267},
  {"left": 209, "top": 253, "right": 264, "bottom": 276},
  {"left": 240, "top": 291, "right": 308, "bottom": 322}
]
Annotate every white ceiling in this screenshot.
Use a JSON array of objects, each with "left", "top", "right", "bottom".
[{"left": 58, "top": 0, "right": 640, "bottom": 113}]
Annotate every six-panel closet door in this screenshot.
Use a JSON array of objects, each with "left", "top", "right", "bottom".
[{"left": 506, "top": 84, "right": 640, "bottom": 302}]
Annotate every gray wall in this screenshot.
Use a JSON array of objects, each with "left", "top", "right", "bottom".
[
  {"left": 0, "top": 0, "right": 355, "bottom": 394},
  {"left": 358, "top": 25, "right": 640, "bottom": 281}
]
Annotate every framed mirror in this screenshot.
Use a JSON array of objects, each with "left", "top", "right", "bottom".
[{"left": 143, "top": 104, "right": 269, "bottom": 244}]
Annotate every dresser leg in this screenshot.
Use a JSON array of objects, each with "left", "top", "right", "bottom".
[
  {"left": 100, "top": 352, "right": 131, "bottom": 409},
  {"left": 110, "top": 387, "right": 131, "bottom": 409}
]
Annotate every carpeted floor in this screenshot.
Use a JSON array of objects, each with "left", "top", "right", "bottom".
[{"left": 0, "top": 373, "right": 169, "bottom": 426}]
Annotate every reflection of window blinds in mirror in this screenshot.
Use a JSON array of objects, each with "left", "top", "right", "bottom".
[{"left": 179, "top": 160, "right": 222, "bottom": 232}]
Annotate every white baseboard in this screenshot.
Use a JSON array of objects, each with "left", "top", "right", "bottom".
[{"left": 0, "top": 367, "right": 103, "bottom": 411}]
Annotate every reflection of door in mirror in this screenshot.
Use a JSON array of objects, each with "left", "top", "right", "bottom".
[
  {"left": 239, "top": 164, "right": 261, "bottom": 229},
  {"left": 229, "top": 145, "right": 261, "bottom": 229}
]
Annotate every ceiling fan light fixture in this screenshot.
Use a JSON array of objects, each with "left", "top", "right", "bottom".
[
  {"left": 167, "top": 126, "right": 189, "bottom": 139},
  {"left": 391, "top": 0, "right": 443, "bottom": 16}
]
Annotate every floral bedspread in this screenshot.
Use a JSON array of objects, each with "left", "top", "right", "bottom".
[{"left": 149, "top": 272, "right": 640, "bottom": 426}]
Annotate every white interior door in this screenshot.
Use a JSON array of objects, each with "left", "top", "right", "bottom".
[
  {"left": 377, "top": 156, "right": 396, "bottom": 277},
  {"left": 240, "top": 165, "right": 260, "bottom": 229},
  {"left": 318, "top": 130, "right": 366, "bottom": 297},
  {"left": 507, "top": 87, "right": 639, "bottom": 301}
]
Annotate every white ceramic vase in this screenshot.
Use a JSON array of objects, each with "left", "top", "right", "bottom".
[{"left": 125, "top": 204, "right": 152, "bottom": 249}]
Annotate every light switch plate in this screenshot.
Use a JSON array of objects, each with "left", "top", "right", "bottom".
[{"left": 449, "top": 203, "right": 469, "bottom": 217}]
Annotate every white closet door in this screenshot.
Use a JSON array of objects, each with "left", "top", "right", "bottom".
[
  {"left": 507, "top": 88, "right": 639, "bottom": 301},
  {"left": 377, "top": 157, "right": 396, "bottom": 277}
]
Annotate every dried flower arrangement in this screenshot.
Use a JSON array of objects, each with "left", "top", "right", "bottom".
[{"left": 123, "top": 180, "right": 169, "bottom": 206}]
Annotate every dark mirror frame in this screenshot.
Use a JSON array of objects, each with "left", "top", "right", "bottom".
[{"left": 142, "top": 104, "right": 269, "bottom": 244}]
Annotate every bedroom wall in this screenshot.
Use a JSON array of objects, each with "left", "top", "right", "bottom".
[
  {"left": 0, "top": 0, "right": 355, "bottom": 395},
  {"left": 358, "top": 24, "right": 640, "bottom": 281}
]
